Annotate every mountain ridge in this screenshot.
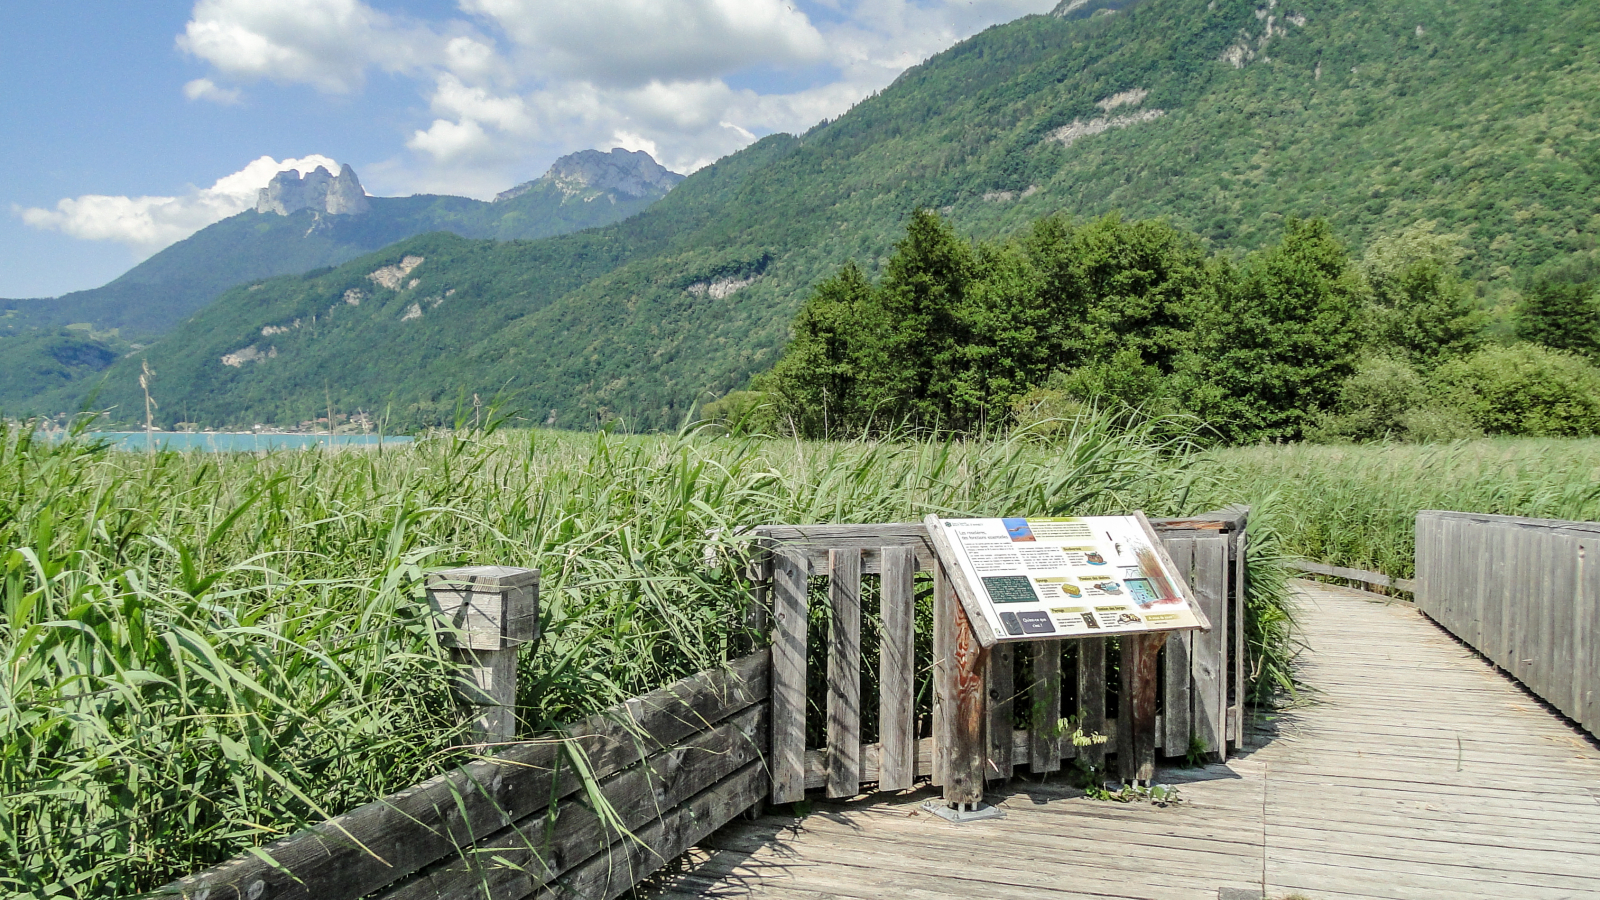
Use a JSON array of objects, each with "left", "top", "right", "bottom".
[
  {"left": 29, "top": 0, "right": 1600, "bottom": 429},
  {"left": 0, "top": 149, "right": 685, "bottom": 407},
  {"left": 1, "top": 148, "right": 685, "bottom": 339}
]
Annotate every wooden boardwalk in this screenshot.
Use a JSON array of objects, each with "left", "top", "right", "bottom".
[{"left": 647, "top": 582, "right": 1600, "bottom": 900}]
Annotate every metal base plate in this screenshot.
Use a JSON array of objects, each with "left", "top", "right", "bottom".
[{"left": 921, "top": 800, "right": 1006, "bottom": 824}]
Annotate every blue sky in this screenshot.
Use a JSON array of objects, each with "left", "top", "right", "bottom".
[{"left": 1, "top": 0, "right": 1056, "bottom": 299}]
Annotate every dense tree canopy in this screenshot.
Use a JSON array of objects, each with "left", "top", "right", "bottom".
[
  {"left": 1515, "top": 278, "right": 1600, "bottom": 362},
  {"left": 750, "top": 211, "right": 1600, "bottom": 443}
]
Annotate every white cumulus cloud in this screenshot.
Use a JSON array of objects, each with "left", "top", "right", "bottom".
[
  {"left": 165, "top": 0, "right": 1057, "bottom": 199},
  {"left": 459, "top": 0, "right": 828, "bottom": 86},
  {"left": 183, "top": 78, "right": 243, "bottom": 105},
  {"left": 17, "top": 155, "right": 338, "bottom": 256},
  {"left": 177, "top": 0, "right": 437, "bottom": 93}
]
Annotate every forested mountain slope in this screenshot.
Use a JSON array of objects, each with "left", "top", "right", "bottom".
[{"left": 59, "top": 0, "right": 1600, "bottom": 429}]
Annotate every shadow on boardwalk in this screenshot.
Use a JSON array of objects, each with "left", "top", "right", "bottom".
[{"left": 646, "top": 583, "right": 1600, "bottom": 900}]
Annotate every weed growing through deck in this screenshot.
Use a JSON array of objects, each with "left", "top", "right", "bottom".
[{"left": 1084, "top": 780, "right": 1183, "bottom": 805}]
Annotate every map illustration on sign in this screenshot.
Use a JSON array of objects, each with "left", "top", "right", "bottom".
[{"left": 930, "top": 514, "right": 1207, "bottom": 643}]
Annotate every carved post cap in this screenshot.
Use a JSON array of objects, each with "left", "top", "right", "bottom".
[{"left": 426, "top": 565, "right": 540, "bottom": 650}]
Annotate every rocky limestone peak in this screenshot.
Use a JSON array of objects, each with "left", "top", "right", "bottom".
[
  {"left": 494, "top": 148, "right": 685, "bottom": 203},
  {"left": 257, "top": 163, "right": 371, "bottom": 216}
]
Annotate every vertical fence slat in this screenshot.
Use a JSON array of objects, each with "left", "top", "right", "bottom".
[
  {"left": 1549, "top": 535, "right": 1579, "bottom": 718},
  {"left": 878, "top": 546, "right": 916, "bottom": 792},
  {"left": 1472, "top": 516, "right": 1495, "bottom": 654},
  {"left": 1029, "top": 641, "right": 1062, "bottom": 773},
  {"left": 1529, "top": 530, "right": 1556, "bottom": 701},
  {"left": 743, "top": 548, "right": 772, "bottom": 646},
  {"left": 770, "top": 550, "right": 809, "bottom": 804},
  {"left": 1516, "top": 527, "right": 1543, "bottom": 690},
  {"left": 986, "top": 643, "right": 1015, "bottom": 782},
  {"left": 826, "top": 549, "right": 862, "bottom": 799},
  {"left": 1580, "top": 539, "right": 1599, "bottom": 733},
  {"left": 932, "top": 559, "right": 953, "bottom": 788},
  {"left": 1497, "top": 523, "right": 1520, "bottom": 671},
  {"left": 1160, "top": 536, "right": 1194, "bottom": 756},
  {"left": 1232, "top": 529, "right": 1247, "bottom": 748},
  {"left": 1076, "top": 637, "right": 1107, "bottom": 769},
  {"left": 1192, "top": 535, "right": 1228, "bottom": 761},
  {"left": 1459, "top": 512, "right": 1478, "bottom": 637}
]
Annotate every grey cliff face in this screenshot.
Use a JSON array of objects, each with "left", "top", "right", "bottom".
[
  {"left": 495, "top": 148, "right": 685, "bottom": 203},
  {"left": 257, "top": 164, "right": 371, "bottom": 216}
]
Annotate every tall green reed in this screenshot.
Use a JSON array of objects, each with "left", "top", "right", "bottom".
[
  {"left": 1200, "top": 438, "right": 1600, "bottom": 578},
  {"left": 2, "top": 413, "right": 1262, "bottom": 898}
]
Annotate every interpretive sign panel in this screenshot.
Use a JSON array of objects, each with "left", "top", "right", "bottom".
[{"left": 928, "top": 513, "right": 1209, "bottom": 644}]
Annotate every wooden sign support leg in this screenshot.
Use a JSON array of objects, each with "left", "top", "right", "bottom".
[
  {"left": 929, "top": 560, "right": 1003, "bottom": 822},
  {"left": 946, "top": 597, "right": 986, "bottom": 805},
  {"left": 1119, "top": 632, "right": 1169, "bottom": 785}
]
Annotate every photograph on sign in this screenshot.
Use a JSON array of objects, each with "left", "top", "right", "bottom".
[{"left": 933, "top": 515, "right": 1204, "bottom": 642}]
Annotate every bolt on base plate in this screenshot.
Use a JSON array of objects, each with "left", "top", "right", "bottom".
[{"left": 921, "top": 800, "right": 1006, "bottom": 824}]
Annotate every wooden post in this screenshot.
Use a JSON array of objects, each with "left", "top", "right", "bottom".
[
  {"left": 1118, "top": 632, "right": 1168, "bottom": 785},
  {"left": 425, "top": 566, "right": 539, "bottom": 750},
  {"left": 942, "top": 563, "right": 987, "bottom": 806}
]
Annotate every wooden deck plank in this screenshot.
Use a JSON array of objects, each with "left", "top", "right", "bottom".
[{"left": 657, "top": 583, "right": 1600, "bottom": 900}]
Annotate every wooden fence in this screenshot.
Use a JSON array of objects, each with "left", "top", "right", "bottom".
[
  {"left": 160, "top": 509, "right": 1250, "bottom": 898},
  {"left": 759, "top": 508, "right": 1249, "bottom": 804},
  {"left": 1416, "top": 510, "right": 1600, "bottom": 736},
  {"left": 1286, "top": 559, "right": 1416, "bottom": 595},
  {"left": 158, "top": 653, "right": 769, "bottom": 900}
]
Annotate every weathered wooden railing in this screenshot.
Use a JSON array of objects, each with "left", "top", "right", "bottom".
[
  {"left": 1416, "top": 510, "right": 1599, "bottom": 737},
  {"left": 160, "top": 508, "right": 1250, "bottom": 899},
  {"left": 758, "top": 508, "right": 1249, "bottom": 805},
  {"left": 158, "top": 651, "right": 769, "bottom": 900},
  {"left": 1286, "top": 558, "right": 1417, "bottom": 595}
]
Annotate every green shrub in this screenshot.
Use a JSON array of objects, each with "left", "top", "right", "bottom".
[
  {"left": 1393, "top": 403, "right": 1484, "bottom": 443},
  {"left": 1514, "top": 278, "right": 1600, "bottom": 361},
  {"left": 1306, "top": 355, "right": 1429, "bottom": 442},
  {"left": 694, "top": 390, "right": 778, "bottom": 435},
  {"left": 1362, "top": 224, "right": 1485, "bottom": 365},
  {"left": 1430, "top": 343, "right": 1600, "bottom": 437}
]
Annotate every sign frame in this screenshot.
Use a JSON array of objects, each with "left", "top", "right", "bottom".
[{"left": 923, "top": 511, "right": 1210, "bottom": 649}]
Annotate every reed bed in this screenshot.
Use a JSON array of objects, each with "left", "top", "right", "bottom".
[
  {"left": 2, "top": 415, "right": 1281, "bottom": 898},
  {"left": 1199, "top": 438, "right": 1600, "bottom": 579}
]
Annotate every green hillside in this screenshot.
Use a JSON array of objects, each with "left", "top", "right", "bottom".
[{"left": 58, "top": 0, "right": 1600, "bottom": 430}]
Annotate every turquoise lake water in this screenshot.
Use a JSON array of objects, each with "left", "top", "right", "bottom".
[{"left": 71, "top": 432, "right": 414, "bottom": 452}]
